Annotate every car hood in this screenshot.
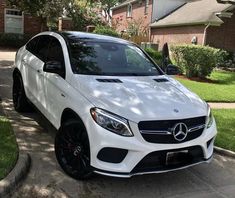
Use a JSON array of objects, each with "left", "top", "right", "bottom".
[{"left": 71, "top": 75, "right": 207, "bottom": 123}]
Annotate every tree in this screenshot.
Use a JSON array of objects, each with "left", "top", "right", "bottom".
[
  {"left": 7, "top": 0, "right": 65, "bottom": 30},
  {"left": 86, "top": 0, "right": 121, "bottom": 22},
  {"left": 63, "top": 0, "right": 105, "bottom": 31}
]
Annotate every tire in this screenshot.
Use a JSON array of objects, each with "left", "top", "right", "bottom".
[
  {"left": 55, "top": 119, "right": 93, "bottom": 180},
  {"left": 12, "top": 72, "right": 32, "bottom": 112}
]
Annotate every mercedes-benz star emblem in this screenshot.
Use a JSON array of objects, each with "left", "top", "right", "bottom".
[{"left": 173, "top": 123, "right": 188, "bottom": 141}]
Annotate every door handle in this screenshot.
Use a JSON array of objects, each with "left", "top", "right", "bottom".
[{"left": 37, "top": 69, "right": 42, "bottom": 74}]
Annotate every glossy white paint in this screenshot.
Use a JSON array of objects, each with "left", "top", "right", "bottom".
[
  {"left": 71, "top": 75, "right": 207, "bottom": 122},
  {"left": 15, "top": 32, "right": 217, "bottom": 177}
]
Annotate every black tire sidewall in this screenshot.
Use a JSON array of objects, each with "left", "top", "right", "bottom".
[
  {"left": 55, "top": 119, "right": 93, "bottom": 180},
  {"left": 13, "top": 73, "right": 30, "bottom": 112}
]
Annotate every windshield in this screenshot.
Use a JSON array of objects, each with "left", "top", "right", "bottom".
[{"left": 68, "top": 40, "right": 161, "bottom": 76}]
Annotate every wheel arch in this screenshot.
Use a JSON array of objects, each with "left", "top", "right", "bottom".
[
  {"left": 13, "top": 68, "right": 21, "bottom": 78},
  {"left": 60, "top": 108, "right": 86, "bottom": 128}
]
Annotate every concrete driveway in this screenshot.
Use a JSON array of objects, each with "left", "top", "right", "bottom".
[{"left": 1, "top": 51, "right": 235, "bottom": 198}]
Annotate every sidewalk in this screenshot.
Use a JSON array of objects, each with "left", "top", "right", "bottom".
[
  {"left": 0, "top": 50, "right": 16, "bottom": 61},
  {"left": 208, "top": 103, "right": 235, "bottom": 109}
]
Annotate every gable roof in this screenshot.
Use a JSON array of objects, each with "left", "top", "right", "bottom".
[{"left": 150, "top": 0, "right": 233, "bottom": 28}]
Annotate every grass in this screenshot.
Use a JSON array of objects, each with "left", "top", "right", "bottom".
[
  {"left": 213, "top": 109, "right": 235, "bottom": 152},
  {"left": 176, "top": 71, "right": 235, "bottom": 102},
  {"left": 0, "top": 116, "right": 18, "bottom": 180}
]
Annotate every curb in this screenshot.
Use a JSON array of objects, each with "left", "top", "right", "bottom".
[
  {"left": 0, "top": 100, "right": 31, "bottom": 197},
  {"left": 0, "top": 153, "right": 31, "bottom": 198},
  {"left": 214, "top": 146, "right": 235, "bottom": 159}
]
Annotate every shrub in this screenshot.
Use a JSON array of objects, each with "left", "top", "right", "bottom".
[
  {"left": 170, "top": 44, "right": 227, "bottom": 78},
  {"left": 144, "top": 48, "right": 162, "bottom": 66},
  {"left": 0, "top": 33, "right": 32, "bottom": 48},
  {"left": 216, "top": 50, "right": 234, "bottom": 68},
  {"left": 93, "top": 26, "right": 119, "bottom": 37}
]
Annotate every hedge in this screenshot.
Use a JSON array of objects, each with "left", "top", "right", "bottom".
[
  {"left": 144, "top": 48, "right": 162, "bottom": 66},
  {"left": 0, "top": 33, "right": 32, "bottom": 48},
  {"left": 170, "top": 44, "right": 229, "bottom": 78},
  {"left": 93, "top": 25, "right": 119, "bottom": 37}
]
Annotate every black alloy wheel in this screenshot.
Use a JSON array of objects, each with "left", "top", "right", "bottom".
[{"left": 55, "top": 119, "right": 93, "bottom": 180}]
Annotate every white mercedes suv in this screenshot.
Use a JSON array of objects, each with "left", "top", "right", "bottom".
[{"left": 13, "top": 31, "right": 217, "bottom": 179}]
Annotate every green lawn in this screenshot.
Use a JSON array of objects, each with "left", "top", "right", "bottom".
[
  {"left": 0, "top": 116, "right": 18, "bottom": 180},
  {"left": 176, "top": 71, "right": 235, "bottom": 102},
  {"left": 213, "top": 109, "right": 235, "bottom": 152}
]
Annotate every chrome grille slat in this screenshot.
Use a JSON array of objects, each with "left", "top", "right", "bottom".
[
  {"left": 140, "top": 124, "right": 206, "bottom": 135},
  {"left": 138, "top": 116, "right": 206, "bottom": 144}
]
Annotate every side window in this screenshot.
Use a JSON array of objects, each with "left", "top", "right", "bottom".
[
  {"left": 47, "top": 37, "right": 65, "bottom": 66},
  {"left": 127, "top": 4, "right": 132, "bottom": 17},
  {"left": 35, "top": 35, "right": 51, "bottom": 62},
  {"left": 47, "top": 37, "right": 66, "bottom": 78},
  {"left": 26, "top": 37, "right": 39, "bottom": 55}
]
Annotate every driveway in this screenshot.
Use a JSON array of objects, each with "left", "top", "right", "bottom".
[{"left": 1, "top": 51, "right": 235, "bottom": 198}]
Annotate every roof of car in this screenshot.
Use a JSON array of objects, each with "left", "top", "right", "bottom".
[{"left": 58, "top": 31, "right": 131, "bottom": 44}]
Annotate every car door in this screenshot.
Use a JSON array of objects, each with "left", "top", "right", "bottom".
[
  {"left": 22, "top": 36, "right": 40, "bottom": 102},
  {"left": 24, "top": 35, "right": 51, "bottom": 108},
  {"left": 42, "top": 36, "right": 68, "bottom": 126}
]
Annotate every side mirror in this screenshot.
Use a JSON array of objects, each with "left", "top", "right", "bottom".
[
  {"left": 166, "top": 64, "right": 180, "bottom": 75},
  {"left": 43, "top": 61, "right": 64, "bottom": 77}
]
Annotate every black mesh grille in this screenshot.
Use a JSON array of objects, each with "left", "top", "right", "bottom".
[
  {"left": 131, "top": 146, "right": 204, "bottom": 174},
  {"left": 138, "top": 116, "right": 206, "bottom": 144},
  {"left": 153, "top": 78, "right": 169, "bottom": 83},
  {"left": 96, "top": 79, "right": 122, "bottom": 83}
]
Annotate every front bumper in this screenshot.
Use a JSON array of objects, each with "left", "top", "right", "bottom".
[{"left": 85, "top": 116, "right": 217, "bottom": 178}]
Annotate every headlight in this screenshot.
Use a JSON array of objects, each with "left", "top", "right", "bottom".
[
  {"left": 90, "top": 108, "right": 133, "bottom": 137},
  {"left": 206, "top": 104, "right": 213, "bottom": 128}
]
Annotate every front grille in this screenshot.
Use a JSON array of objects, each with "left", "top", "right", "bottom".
[
  {"left": 131, "top": 146, "right": 204, "bottom": 174},
  {"left": 138, "top": 116, "right": 206, "bottom": 144}
]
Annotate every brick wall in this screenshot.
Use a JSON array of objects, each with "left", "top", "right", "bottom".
[
  {"left": 24, "top": 14, "right": 46, "bottom": 34},
  {"left": 0, "top": 0, "right": 45, "bottom": 35},
  {"left": 206, "top": 10, "right": 235, "bottom": 54},
  {"left": 150, "top": 25, "right": 205, "bottom": 50},
  {"left": 58, "top": 17, "right": 73, "bottom": 31},
  {"left": 112, "top": 0, "right": 153, "bottom": 33}
]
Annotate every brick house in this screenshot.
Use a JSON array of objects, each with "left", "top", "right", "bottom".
[
  {"left": 112, "top": 0, "right": 235, "bottom": 54},
  {"left": 0, "top": 0, "right": 44, "bottom": 35},
  {"left": 112, "top": 0, "right": 154, "bottom": 34},
  {"left": 150, "top": 0, "right": 235, "bottom": 54}
]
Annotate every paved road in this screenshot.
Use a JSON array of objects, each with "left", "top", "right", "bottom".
[{"left": 1, "top": 51, "right": 235, "bottom": 198}]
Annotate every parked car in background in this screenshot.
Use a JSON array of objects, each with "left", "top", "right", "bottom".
[{"left": 13, "top": 31, "right": 217, "bottom": 179}]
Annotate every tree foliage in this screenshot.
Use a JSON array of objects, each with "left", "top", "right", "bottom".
[
  {"left": 7, "top": 0, "right": 65, "bottom": 30},
  {"left": 64, "top": 0, "right": 105, "bottom": 31},
  {"left": 7, "top": 0, "right": 122, "bottom": 31}
]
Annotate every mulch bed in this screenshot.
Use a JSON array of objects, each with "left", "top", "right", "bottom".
[{"left": 176, "top": 75, "right": 217, "bottom": 83}]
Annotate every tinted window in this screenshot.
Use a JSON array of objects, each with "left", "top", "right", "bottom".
[
  {"left": 68, "top": 41, "right": 161, "bottom": 76},
  {"left": 47, "top": 37, "right": 66, "bottom": 78},
  {"left": 35, "top": 35, "right": 51, "bottom": 62},
  {"left": 26, "top": 37, "right": 39, "bottom": 54},
  {"left": 47, "top": 37, "right": 65, "bottom": 66}
]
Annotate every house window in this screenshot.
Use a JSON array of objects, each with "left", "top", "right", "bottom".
[
  {"left": 127, "top": 4, "right": 132, "bottom": 17},
  {"left": 145, "top": 0, "right": 149, "bottom": 15},
  {"left": 4, "top": 9, "right": 24, "bottom": 34}
]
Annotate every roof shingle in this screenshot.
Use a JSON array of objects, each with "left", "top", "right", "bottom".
[{"left": 150, "top": 0, "right": 233, "bottom": 28}]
